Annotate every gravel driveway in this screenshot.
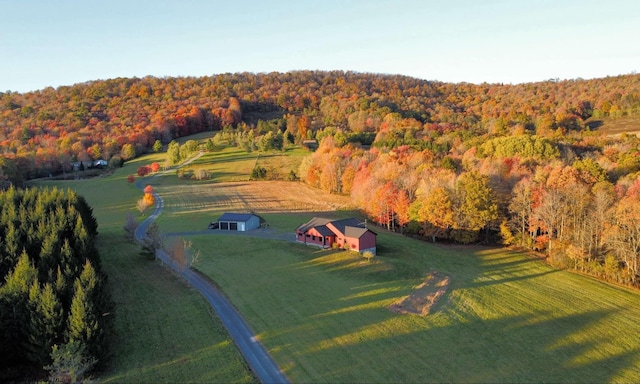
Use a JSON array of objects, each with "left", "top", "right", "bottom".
[{"left": 135, "top": 154, "right": 289, "bottom": 384}]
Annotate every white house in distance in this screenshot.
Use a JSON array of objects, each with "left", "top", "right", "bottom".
[{"left": 217, "top": 213, "right": 260, "bottom": 231}]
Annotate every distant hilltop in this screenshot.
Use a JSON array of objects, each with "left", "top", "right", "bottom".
[{"left": 1, "top": 70, "right": 639, "bottom": 182}]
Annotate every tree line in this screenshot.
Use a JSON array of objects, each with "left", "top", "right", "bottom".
[
  {"left": 300, "top": 130, "right": 640, "bottom": 287},
  {"left": 0, "top": 187, "right": 112, "bottom": 381}
]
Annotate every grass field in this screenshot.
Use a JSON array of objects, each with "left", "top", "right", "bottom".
[
  {"left": 30, "top": 156, "right": 257, "bottom": 383},
  {"left": 149, "top": 146, "right": 353, "bottom": 231},
  {"left": 29, "top": 144, "right": 640, "bottom": 383},
  {"left": 145, "top": 146, "right": 640, "bottom": 383},
  {"left": 186, "top": 234, "right": 640, "bottom": 383},
  {"left": 171, "top": 140, "right": 309, "bottom": 183},
  {"left": 153, "top": 180, "right": 355, "bottom": 232},
  {"left": 587, "top": 115, "right": 640, "bottom": 136}
]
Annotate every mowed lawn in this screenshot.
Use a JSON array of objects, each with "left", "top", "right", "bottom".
[
  {"left": 141, "top": 146, "right": 640, "bottom": 382},
  {"left": 30, "top": 146, "right": 640, "bottom": 383},
  {"left": 29, "top": 156, "right": 257, "bottom": 383},
  {"left": 150, "top": 147, "right": 353, "bottom": 232},
  {"left": 183, "top": 231, "right": 640, "bottom": 383}
]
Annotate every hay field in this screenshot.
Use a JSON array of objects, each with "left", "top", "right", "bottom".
[{"left": 153, "top": 180, "right": 355, "bottom": 231}]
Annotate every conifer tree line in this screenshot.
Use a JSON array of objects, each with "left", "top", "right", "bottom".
[{"left": 0, "top": 187, "right": 112, "bottom": 377}]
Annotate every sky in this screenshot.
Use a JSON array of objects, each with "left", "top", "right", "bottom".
[{"left": 1, "top": 0, "right": 639, "bottom": 93}]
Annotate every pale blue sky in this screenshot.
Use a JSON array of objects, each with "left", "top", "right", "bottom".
[{"left": 1, "top": 0, "right": 638, "bottom": 93}]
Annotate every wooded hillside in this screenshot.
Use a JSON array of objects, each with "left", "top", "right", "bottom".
[
  {"left": 2, "top": 71, "right": 640, "bottom": 288},
  {"left": 1, "top": 71, "right": 639, "bottom": 182}
]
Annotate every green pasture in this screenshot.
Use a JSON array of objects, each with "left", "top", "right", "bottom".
[
  {"left": 185, "top": 232, "right": 640, "bottom": 383},
  {"left": 184, "top": 147, "right": 259, "bottom": 182},
  {"left": 174, "top": 130, "right": 217, "bottom": 144},
  {"left": 28, "top": 144, "right": 640, "bottom": 383},
  {"left": 172, "top": 146, "right": 308, "bottom": 183},
  {"left": 254, "top": 146, "right": 309, "bottom": 179},
  {"left": 29, "top": 158, "right": 256, "bottom": 383}
]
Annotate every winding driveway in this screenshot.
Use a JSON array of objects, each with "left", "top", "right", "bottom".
[{"left": 134, "top": 154, "right": 289, "bottom": 384}]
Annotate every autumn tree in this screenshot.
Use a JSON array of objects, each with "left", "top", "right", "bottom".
[
  {"left": 455, "top": 171, "right": 499, "bottom": 243},
  {"left": 136, "top": 165, "right": 151, "bottom": 177},
  {"left": 410, "top": 186, "right": 455, "bottom": 242},
  {"left": 140, "top": 222, "right": 163, "bottom": 260},
  {"left": 120, "top": 143, "right": 136, "bottom": 161},
  {"left": 123, "top": 211, "right": 138, "bottom": 242},
  {"left": 166, "top": 140, "right": 181, "bottom": 166},
  {"left": 136, "top": 185, "right": 155, "bottom": 214},
  {"left": 604, "top": 187, "right": 640, "bottom": 285},
  {"left": 508, "top": 178, "right": 535, "bottom": 247}
]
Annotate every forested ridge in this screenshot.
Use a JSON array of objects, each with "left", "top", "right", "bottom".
[
  {"left": 0, "top": 187, "right": 112, "bottom": 381},
  {"left": 2, "top": 71, "right": 640, "bottom": 287},
  {"left": 1, "top": 71, "right": 639, "bottom": 182}
]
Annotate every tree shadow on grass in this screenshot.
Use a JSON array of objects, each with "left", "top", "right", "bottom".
[{"left": 285, "top": 306, "right": 639, "bottom": 383}]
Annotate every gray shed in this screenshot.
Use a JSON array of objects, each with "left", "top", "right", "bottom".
[{"left": 218, "top": 213, "right": 260, "bottom": 231}]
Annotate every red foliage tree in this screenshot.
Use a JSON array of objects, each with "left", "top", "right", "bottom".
[{"left": 137, "top": 165, "right": 151, "bottom": 177}]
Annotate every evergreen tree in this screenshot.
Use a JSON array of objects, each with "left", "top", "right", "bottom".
[
  {"left": 66, "top": 260, "right": 112, "bottom": 362},
  {"left": 66, "top": 283, "right": 98, "bottom": 358},
  {"left": 0, "top": 252, "right": 37, "bottom": 366},
  {"left": 205, "top": 138, "right": 215, "bottom": 152},
  {"left": 0, "top": 187, "right": 111, "bottom": 375},
  {"left": 152, "top": 139, "right": 163, "bottom": 152},
  {"left": 26, "top": 282, "right": 63, "bottom": 365}
]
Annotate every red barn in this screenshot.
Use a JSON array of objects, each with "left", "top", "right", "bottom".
[{"left": 296, "top": 217, "right": 377, "bottom": 254}]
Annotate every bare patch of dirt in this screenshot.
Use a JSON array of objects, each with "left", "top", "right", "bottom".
[{"left": 389, "top": 271, "right": 450, "bottom": 316}]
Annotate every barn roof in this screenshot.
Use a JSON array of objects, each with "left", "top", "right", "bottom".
[
  {"left": 314, "top": 225, "right": 336, "bottom": 237},
  {"left": 218, "top": 213, "right": 258, "bottom": 222},
  {"left": 296, "top": 217, "right": 333, "bottom": 233},
  {"left": 345, "top": 225, "right": 374, "bottom": 238},
  {"left": 328, "top": 218, "right": 365, "bottom": 236},
  {"left": 297, "top": 217, "right": 375, "bottom": 238}
]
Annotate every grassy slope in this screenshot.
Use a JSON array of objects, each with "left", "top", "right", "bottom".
[
  {"left": 177, "top": 145, "right": 308, "bottom": 183},
  {"left": 30, "top": 144, "right": 640, "bottom": 382},
  {"left": 187, "top": 232, "right": 640, "bottom": 383},
  {"left": 29, "top": 154, "right": 256, "bottom": 383},
  {"left": 135, "top": 145, "right": 640, "bottom": 383},
  {"left": 121, "top": 146, "right": 640, "bottom": 382},
  {"left": 151, "top": 145, "right": 323, "bottom": 232},
  {"left": 587, "top": 115, "right": 640, "bottom": 135}
]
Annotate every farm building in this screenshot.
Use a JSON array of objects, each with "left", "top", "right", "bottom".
[
  {"left": 296, "top": 217, "right": 377, "bottom": 254},
  {"left": 217, "top": 213, "right": 261, "bottom": 231}
]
